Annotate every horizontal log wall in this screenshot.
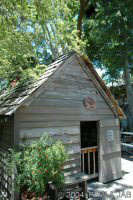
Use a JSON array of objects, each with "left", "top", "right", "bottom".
[{"left": 19, "top": 56, "right": 115, "bottom": 181}]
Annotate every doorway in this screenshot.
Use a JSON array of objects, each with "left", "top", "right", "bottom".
[{"left": 80, "top": 121, "right": 98, "bottom": 179}]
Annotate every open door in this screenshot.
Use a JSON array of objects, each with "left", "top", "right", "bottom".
[
  {"left": 98, "top": 119, "right": 122, "bottom": 183},
  {"left": 80, "top": 121, "right": 98, "bottom": 180}
]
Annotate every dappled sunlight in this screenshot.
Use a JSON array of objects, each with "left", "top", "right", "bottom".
[{"left": 88, "top": 158, "right": 133, "bottom": 199}]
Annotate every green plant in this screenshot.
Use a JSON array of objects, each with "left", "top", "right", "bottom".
[{"left": 8, "top": 135, "right": 68, "bottom": 197}]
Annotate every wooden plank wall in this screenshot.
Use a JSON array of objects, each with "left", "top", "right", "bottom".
[
  {"left": 19, "top": 56, "right": 115, "bottom": 179},
  {"left": 99, "top": 119, "right": 122, "bottom": 183},
  {"left": 0, "top": 116, "right": 14, "bottom": 150}
]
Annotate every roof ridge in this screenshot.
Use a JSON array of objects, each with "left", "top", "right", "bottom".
[
  {"left": 0, "top": 53, "right": 125, "bottom": 119},
  {"left": 52, "top": 52, "right": 74, "bottom": 62}
]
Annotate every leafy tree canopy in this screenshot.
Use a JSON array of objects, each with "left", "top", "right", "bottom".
[
  {"left": 0, "top": 0, "right": 84, "bottom": 87},
  {"left": 84, "top": 0, "right": 133, "bottom": 71}
]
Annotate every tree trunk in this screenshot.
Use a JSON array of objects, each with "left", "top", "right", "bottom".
[
  {"left": 45, "top": 24, "right": 59, "bottom": 59},
  {"left": 77, "top": 0, "right": 88, "bottom": 38},
  {"left": 123, "top": 61, "right": 133, "bottom": 131}
]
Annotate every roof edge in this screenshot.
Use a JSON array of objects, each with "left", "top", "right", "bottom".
[{"left": 79, "top": 54, "right": 126, "bottom": 120}]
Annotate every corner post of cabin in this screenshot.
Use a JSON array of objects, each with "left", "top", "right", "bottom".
[
  {"left": 13, "top": 110, "right": 20, "bottom": 146},
  {"left": 13, "top": 110, "right": 20, "bottom": 199}
]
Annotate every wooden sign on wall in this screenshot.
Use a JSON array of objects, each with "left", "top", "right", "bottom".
[
  {"left": 107, "top": 130, "right": 114, "bottom": 142},
  {"left": 83, "top": 96, "right": 96, "bottom": 110}
]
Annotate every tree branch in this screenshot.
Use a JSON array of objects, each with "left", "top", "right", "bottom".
[{"left": 77, "top": 0, "right": 88, "bottom": 39}]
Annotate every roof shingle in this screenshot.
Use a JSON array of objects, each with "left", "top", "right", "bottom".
[
  {"left": 0, "top": 53, "right": 72, "bottom": 115},
  {"left": 0, "top": 52, "right": 125, "bottom": 119}
]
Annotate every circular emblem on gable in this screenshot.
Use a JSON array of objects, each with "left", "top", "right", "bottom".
[{"left": 83, "top": 96, "right": 96, "bottom": 110}]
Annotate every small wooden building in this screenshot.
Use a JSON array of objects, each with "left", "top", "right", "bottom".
[{"left": 0, "top": 52, "right": 125, "bottom": 186}]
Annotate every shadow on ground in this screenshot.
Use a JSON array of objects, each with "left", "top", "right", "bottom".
[{"left": 88, "top": 157, "right": 133, "bottom": 200}]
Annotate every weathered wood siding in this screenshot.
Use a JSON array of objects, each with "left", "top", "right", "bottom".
[
  {"left": 0, "top": 116, "right": 14, "bottom": 150},
  {"left": 99, "top": 119, "right": 122, "bottom": 183},
  {"left": 19, "top": 56, "right": 115, "bottom": 178}
]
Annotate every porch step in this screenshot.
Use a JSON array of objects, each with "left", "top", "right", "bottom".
[{"left": 65, "top": 172, "right": 90, "bottom": 186}]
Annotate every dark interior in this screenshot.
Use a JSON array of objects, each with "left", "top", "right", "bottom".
[
  {"left": 80, "top": 121, "right": 98, "bottom": 174},
  {"left": 80, "top": 121, "right": 98, "bottom": 148}
]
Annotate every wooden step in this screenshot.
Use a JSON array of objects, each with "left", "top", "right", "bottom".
[{"left": 65, "top": 172, "right": 89, "bottom": 186}]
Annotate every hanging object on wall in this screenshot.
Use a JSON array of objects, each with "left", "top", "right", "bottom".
[
  {"left": 107, "top": 130, "right": 114, "bottom": 142},
  {"left": 83, "top": 96, "right": 96, "bottom": 110}
]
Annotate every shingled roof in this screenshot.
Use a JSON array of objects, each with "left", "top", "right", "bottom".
[{"left": 0, "top": 52, "right": 125, "bottom": 119}]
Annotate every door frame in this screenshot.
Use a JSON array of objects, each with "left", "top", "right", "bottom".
[{"left": 80, "top": 120, "right": 99, "bottom": 180}]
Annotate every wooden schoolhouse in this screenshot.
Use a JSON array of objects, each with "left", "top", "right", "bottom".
[{"left": 0, "top": 52, "right": 125, "bottom": 193}]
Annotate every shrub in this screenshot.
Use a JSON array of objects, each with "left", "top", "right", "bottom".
[{"left": 8, "top": 135, "right": 68, "bottom": 196}]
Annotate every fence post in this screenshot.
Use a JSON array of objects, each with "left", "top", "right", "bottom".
[
  {"left": 11, "top": 162, "right": 20, "bottom": 200},
  {"left": 0, "top": 148, "right": 20, "bottom": 200}
]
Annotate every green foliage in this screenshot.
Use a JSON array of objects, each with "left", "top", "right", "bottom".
[
  {"left": 84, "top": 0, "right": 133, "bottom": 80},
  {"left": 1, "top": 1, "right": 132, "bottom": 92},
  {"left": 110, "top": 84, "right": 126, "bottom": 100},
  {"left": 7, "top": 135, "right": 68, "bottom": 196},
  {"left": 0, "top": 0, "right": 85, "bottom": 87},
  {"left": 101, "top": 67, "right": 122, "bottom": 86}
]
